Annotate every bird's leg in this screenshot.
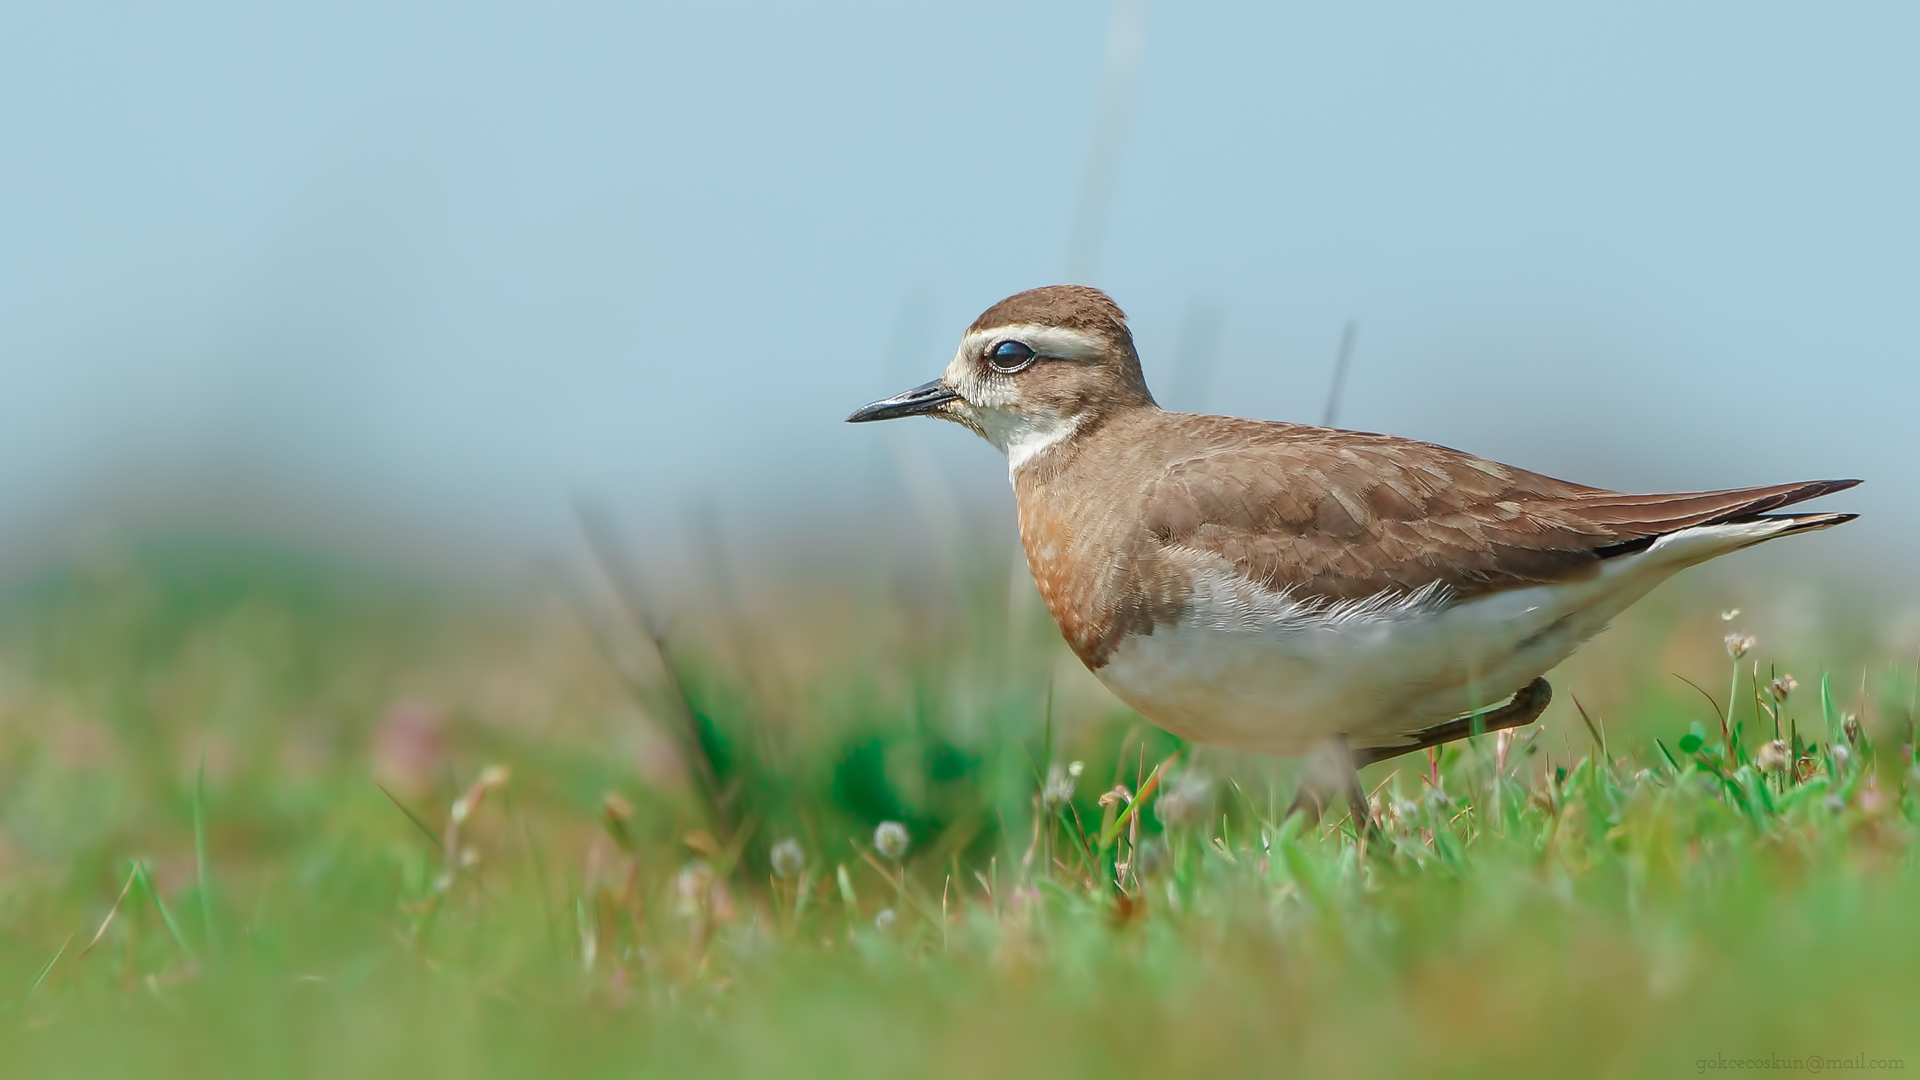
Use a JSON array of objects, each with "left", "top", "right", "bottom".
[
  {"left": 1350, "top": 678, "right": 1553, "bottom": 770},
  {"left": 1282, "top": 789, "right": 1320, "bottom": 822},
  {"left": 1338, "top": 735, "right": 1381, "bottom": 842},
  {"left": 1285, "top": 734, "right": 1380, "bottom": 841},
  {"left": 1283, "top": 678, "right": 1553, "bottom": 835},
  {"left": 1282, "top": 750, "right": 1335, "bottom": 823}
]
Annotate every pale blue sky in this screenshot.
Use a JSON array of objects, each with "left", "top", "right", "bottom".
[{"left": 0, "top": 2, "right": 1912, "bottom": 567}]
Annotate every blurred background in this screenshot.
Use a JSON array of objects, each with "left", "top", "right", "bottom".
[
  {"left": 0, "top": 12, "right": 1917, "bottom": 1067},
  {"left": 0, "top": 0, "right": 1913, "bottom": 582}
]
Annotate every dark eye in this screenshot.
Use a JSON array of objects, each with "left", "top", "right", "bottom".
[{"left": 988, "top": 340, "right": 1035, "bottom": 373}]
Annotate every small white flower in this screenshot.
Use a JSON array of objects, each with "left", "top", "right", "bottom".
[
  {"left": 874, "top": 908, "right": 897, "bottom": 931},
  {"left": 1756, "top": 740, "right": 1790, "bottom": 773},
  {"left": 1042, "top": 765, "right": 1076, "bottom": 810},
  {"left": 674, "top": 862, "right": 714, "bottom": 917},
  {"left": 1724, "top": 633, "right": 1756, "bottom": 659},
  {"left": 873, "top": 820, "right": 911, "bottom": 861},
  {"left": 770, "top": 838, "right": 805, "bottom": 880}
]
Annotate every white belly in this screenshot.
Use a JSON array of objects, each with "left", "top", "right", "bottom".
[{"left": 1094, "top": 522, "right": 1787, "bottom": 755}]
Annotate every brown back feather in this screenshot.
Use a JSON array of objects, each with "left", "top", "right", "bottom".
[
  {"left": 1139, "top": 417, "right": 1855, "bottom": 601},
  {"left": 1016, "top": 409, "right": 1858, "bottom": 667}
]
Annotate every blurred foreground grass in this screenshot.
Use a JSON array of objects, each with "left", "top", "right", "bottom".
[{"left": 0, "top": 537, "right": 1915, "bottom": 1078}]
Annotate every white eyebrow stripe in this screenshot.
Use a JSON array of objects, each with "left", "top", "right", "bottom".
[{"left": 961, "top": 324, "right": 1107, "bottom": 362}]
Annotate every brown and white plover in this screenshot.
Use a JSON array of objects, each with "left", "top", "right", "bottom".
[{"left": 849, "top": 285, "right": 1857, "bottom": 828}]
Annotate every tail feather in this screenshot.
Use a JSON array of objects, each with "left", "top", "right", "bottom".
[
  {"left": 1758, "top": 511, "right": 1858, "bottom": 537},
  {"left": 1590, "top": 481, "right": 1859, "bottom": 559}
]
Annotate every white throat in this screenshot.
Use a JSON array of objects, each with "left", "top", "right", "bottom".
[{"left": 975, "top": 408, "right": 1082, "bottom": 477}]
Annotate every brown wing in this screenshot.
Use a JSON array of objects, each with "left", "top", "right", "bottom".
[{"left": 1138, "top": 418, "right": 1858, "bottom": 605}]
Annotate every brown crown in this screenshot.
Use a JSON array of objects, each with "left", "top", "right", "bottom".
[{"left": 967, "top": 284, "right": 1134, "bottom": 341}]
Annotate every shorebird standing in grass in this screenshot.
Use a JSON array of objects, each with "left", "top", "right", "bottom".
[{"left": 848, "top": 285, "right": 1858, "bottom": 832}]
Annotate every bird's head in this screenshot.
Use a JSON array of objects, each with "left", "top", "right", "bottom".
[{"left": 847, "top": 285, "right": 1157, "bottom": 471}]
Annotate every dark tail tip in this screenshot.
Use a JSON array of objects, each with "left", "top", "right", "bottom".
[{"left": 1782, "top": 512, "right": 1859, "bottom": 532}]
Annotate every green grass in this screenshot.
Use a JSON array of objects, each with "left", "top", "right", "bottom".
[{"left": 0, "top": 538, "right": 1914, "bottom": 1078}]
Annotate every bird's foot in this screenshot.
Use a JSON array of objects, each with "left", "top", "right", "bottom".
[
  {"left": 1284, "top": 678, "right": 1554, "bottom": 840},
  {"left": 1285, "top": 734, "right": 1383, "bottom": 843}
]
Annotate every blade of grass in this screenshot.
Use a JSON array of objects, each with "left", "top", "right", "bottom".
[
  {"left": 517, "top": 806, "right": 561, "bottom": 961},
  {"left": 376, "top": 782, "right": 445, "bottom": 851},
  {"left": 853, "top": 846, "right": 941, "bottom": 924},
  {"left": 1038, "top": 677, "right": 1054, "bottom": 788},
  {"left": 1228, "top": 778, "right": 1264, "bottom": 831},
  {"left": 76, "top": 863, "right": 141, "bottom": 960},
  {"left": 1907, "top": 651, "right": 1919, "bottom": 753},
  {"left": 26, "top": 934, "right": 74, "bottom": 999},
  {"left": 1655, "top": 738, "right": 1682, "bottom": 773},
  {"left": 1062, "top": 801, "right": 1098, "bottom": 875},
  {"left": 711, "top": 812, "right": 761, "bottom": 882},
  {"left": 194, "top": 756, "right": 216, "bottom": 953},
  {"left": 573, "top": 500, "right": 733, "bottom": 836},
  {"left": 1571, "top": 695, "right": 1611, "bottom": 778},
  {"left": 1673, "top": 674, "right": 1725, "bottom": 725},
  {"left": 132, "top": 860, "right": 197, "bottom": 964},
  {"left": 574, "top": 896, "right": 597, "bottom": 974},
  {"left": 1099, "top": 751, "right": 1178, "bottom": 851}
]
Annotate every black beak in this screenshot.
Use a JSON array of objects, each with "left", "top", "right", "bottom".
[{"left": 845, "top": 379, "right": 961, "bottom": 423}]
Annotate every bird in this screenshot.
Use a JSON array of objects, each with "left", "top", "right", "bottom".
[{"left": 847, "top": 284, "right": 1858, "bottom": 831}]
